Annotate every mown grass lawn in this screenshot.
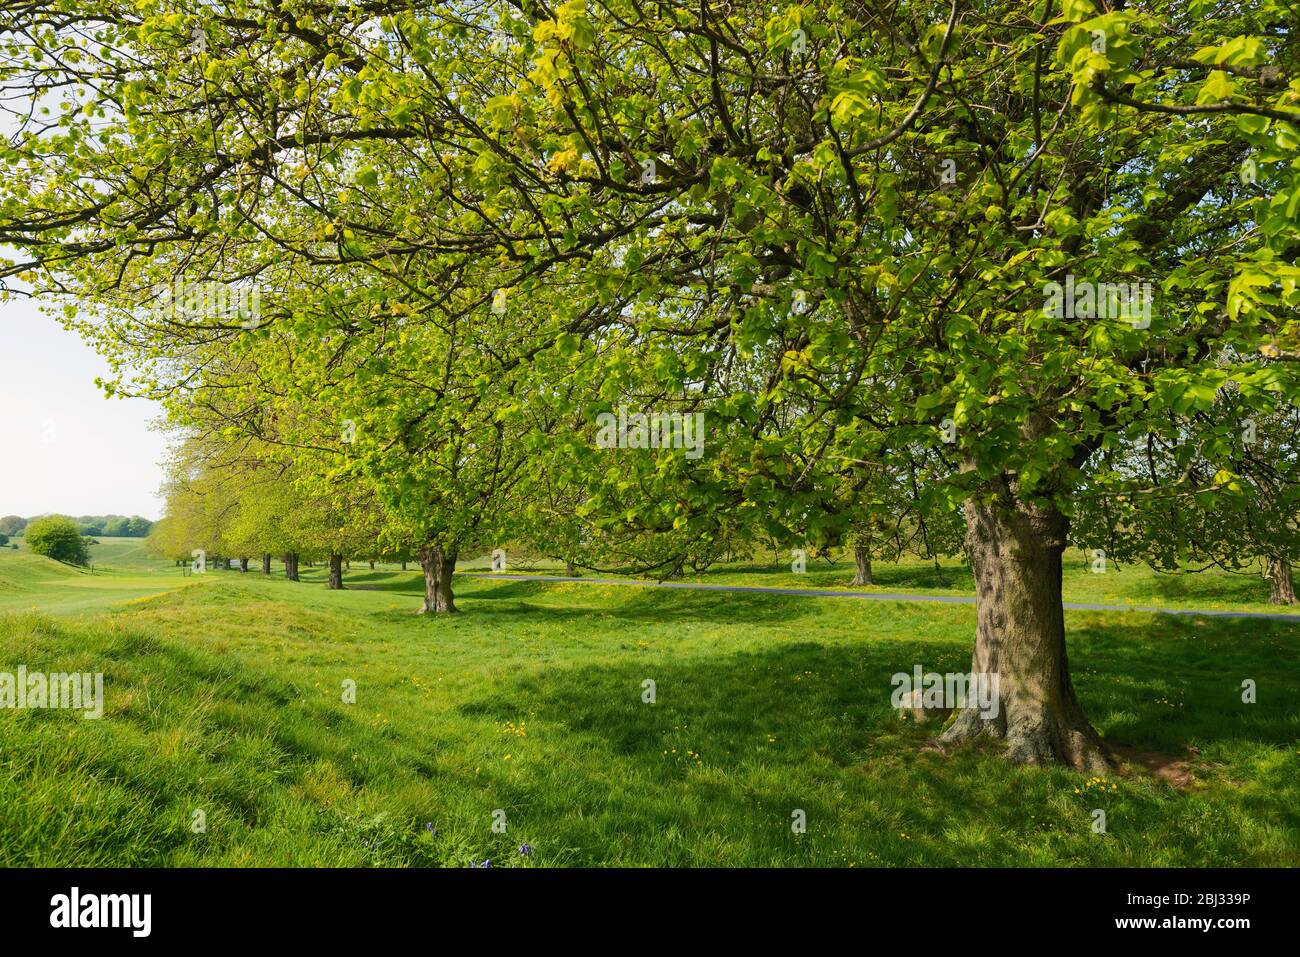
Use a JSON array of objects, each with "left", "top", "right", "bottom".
[
  {"left": 0, "top": 552, "right": 1297, "bottom": 867},
  {"left": 0, "top": 539, "right": 206, "bottom": 617}
]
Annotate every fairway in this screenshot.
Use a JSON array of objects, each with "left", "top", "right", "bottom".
[
  {"left": 1, "top": 548, "right": 1296, "bottom": 867},
  {"left": 0, "top": 538, "right": 207, "bottom": 616}
]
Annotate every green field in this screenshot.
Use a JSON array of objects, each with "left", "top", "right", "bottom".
[
  {"left": 0, "top": 541, "right": 1297, "bottom": 866},
  {"left": 0, "top": 537, "right": 207, "bottom": 617},
  {"left": 466, "top": 550, "right": 1300, "bottom": 617}
]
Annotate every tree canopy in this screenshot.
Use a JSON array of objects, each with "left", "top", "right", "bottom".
[{"left": 24, "top": 515, "right": 91, "bottom": 565}]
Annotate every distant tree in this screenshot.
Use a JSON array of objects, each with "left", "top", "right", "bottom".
[
  {"left": 125, "top": 517, "right": 153, "bottom": 537},
  {"left": 0, "top": 533, "right": 8, "bottom": 547},
  {"left": 25, "top": 516, "right": 90, "bottom": 566},
  {"left": 0, "top": 516, "right": 26, "bottom": 537},
  {"left": 1075, "top": 396, "right": 1300, "bottom": 605},
  {"left": 58, "top": 515, "right": 156, "bottom": 538},
  {"left": 101, "top": 517, "right": 129, "bottom": 536}
]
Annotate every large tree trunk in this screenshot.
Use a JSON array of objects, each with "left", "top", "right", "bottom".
[
  {"left": 851, "top": 543, "right": 872, "bottom": 587},
  {"left": 262, "top": 553, "right": 271, "bottom": 575},
  {"left": 937, "top": 496, "right": 1112, "bottom": 772},
  {"left": 1267, "top": 555, "right": 1296, "bottom": 605},
  {"left": 417, "top": 545, "right": 458, "bottom": 614},
  {"left": 565, "top": 560, "right": 579, "bottom": 577},
  {"left": 239, "top": 557, "right": 249, "bottom": 573},
  {"left": 284, "top": 552, "right": 299, "bottom": 582},
  {"left": 328, "top": 552, "right": 344, "bottom": 590},
  {"left": 401, "top": 560, "right": 407, "bottom": 571}
]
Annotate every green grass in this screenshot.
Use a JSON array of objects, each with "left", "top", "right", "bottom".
[
  {"left": 0, "top": 537, "right": 206, "bottom": 616},
  {"left": 467, "top": 550, "right": 1300, "bottom": 617},
  {"left": 0, "top": 550, "right": 1297, "bottom": 866}
]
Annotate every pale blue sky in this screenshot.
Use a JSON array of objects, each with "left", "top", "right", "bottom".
[{"left": 0, "top": 297, "right": 166, "bottom": 519}]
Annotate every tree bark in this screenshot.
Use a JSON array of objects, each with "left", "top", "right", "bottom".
[
  {"left": 851, "top": 543, "right": 872, "bottom": 587},
  {"left": 239, "top": 557, "right": 249, "bottom": 573},
  {"left": 937, "top": 496, "right": 1112, "bottom": 772},
  {"left": 284, "top": 552, "right": 299, "bottom": 582},
  {"left": 1267, "top": 555, "right": 1296, "bottom": 605},
  {"left": 369, "top": 560, "right": 375, "bottom": 570},
  {"left": 262, "top": 553, "right": 271, "bottom": 575},
  {"left": 328, "top": 552, "right": 343, "bottom": 590},
  {"left": 565, "top": 560, "right": 579, "bottom": 577},
  {"left": 417, "top": 545, "right": 458, "bottom": 614}
]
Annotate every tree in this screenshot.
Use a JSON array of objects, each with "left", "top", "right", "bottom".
[
  {"left": 819, "top": 441, "right": 966, "bottom": 588},
  {"left": 25, "top": 516, "right": 90, "bottom": 566},
  {"left": 102, "top": 517, "right": 129, "bottom": 537},
  {"left": 125, "top": 517, "right": 153, "bottom": 537},
  {"left": 1074, "top": 396, "right": 1300, "bottom": 605},
  {"left": 0, "top": 516, "right": 25, "bottom": 537},
  {"left": 2, "top": 0, "right": 1297, "bottom": 768}
]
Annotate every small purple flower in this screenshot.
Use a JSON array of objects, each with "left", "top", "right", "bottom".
[
  {"left": 474, "top": 859, "right": 492, "bottom": 868},
  {"left": 518, "top": 843, "right": 533, "bottom": 856},
  {"left": 425, "top": 822, "right": 437, "bottom": 836}
]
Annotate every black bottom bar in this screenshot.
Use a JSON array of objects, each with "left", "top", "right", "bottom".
[{"left": 0, "top": 867, "right": 1288, "bottom": 942}]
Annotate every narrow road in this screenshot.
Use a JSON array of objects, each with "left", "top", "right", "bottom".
[{"left": 461, "top": 572, "right": 1300, "bottom": 622}]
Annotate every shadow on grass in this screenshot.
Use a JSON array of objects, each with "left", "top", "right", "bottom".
[
  {"left": 1142, "top": 570, "right": 1272, "bottom": 607},
  {"left": 337, "top": 572, "right": 424, "bottom": 593},
  {"left": 1066, "top": 614, "right": 1299, "bottom": 753},
  {"left": 669, "top": 560, "right": 977, "bottom": 592},
  {"left": 457, "top": 612, "right": 1299, "bottom": 765},
  {"left": 451, "top": 577, "right": 826, "bottom": 625},
  {"left": 432, "top": 610, "right": 1299, "bottom": 864}
]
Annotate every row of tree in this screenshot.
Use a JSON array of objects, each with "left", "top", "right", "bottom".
[
  {"left": 1, "top": 0, "right": 1297, "bottom": 770},
  {"left": 76, "top": 515, "right": 154, "bottom": 538},
  {"left": 0, "top": 515, "right": 153, "bottom": 538}
]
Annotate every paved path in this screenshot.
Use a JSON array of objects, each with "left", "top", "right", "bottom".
[{"left": 461, "top": 573, "right": 1300, "bottom": 622}]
